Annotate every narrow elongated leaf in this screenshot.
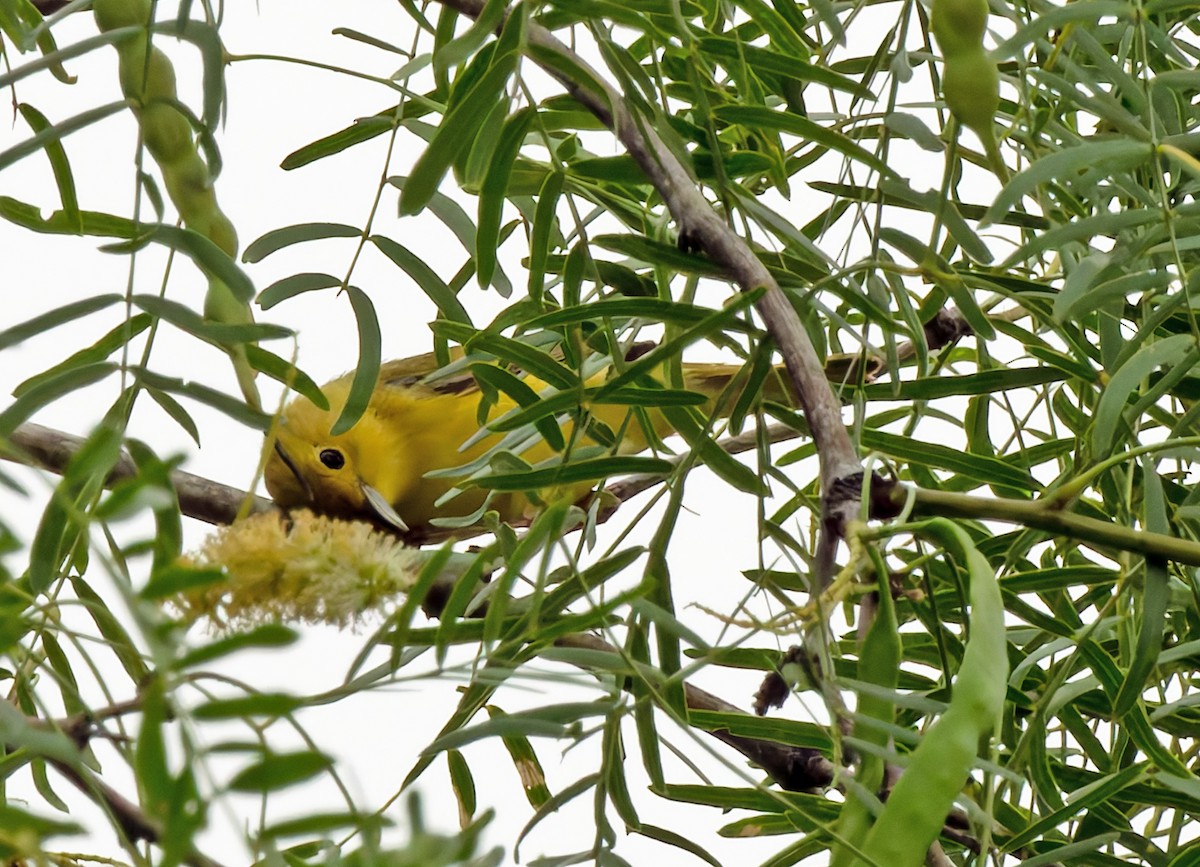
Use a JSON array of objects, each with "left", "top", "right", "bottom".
[
  {"left": 242, "top": 222, "right": 362, "bottom": 263},
  {"left": 281, "top": 115, "right": 396, "bottom": 170},
  {"left": 474, "top": 456, "right": 674, "bottom": 491},
  {"left": 104, "top": 225, "right": 255, "bottom": 303},
  {"left": 372, "top": 235, "right": 471, "bottom": 324},
  {"left": 331, "top": 287, "right": 381, "bottom": 436},
  {"left": 0, "top": 295, "right": 122, "bottom": 350},
  {"left": 715, "top": 106, "right": 894, "bottom": 176},
  {"left": 17, "top": 103, "right": 81, "bottom": 232},
  {"left": 257, "top": 273, "right": 342, "bottom": 310},
  {"left": 985, "top": 140, "right": 1153, "bottom": 225},
  {"left": 400, "top": 52, "right": 519, "bottom": 215},
  {"left": 0, "top": 195, "right": 138, "bottom": 237},
  {"left": 862, "top": 429, "right": 1039, "bottom": 491},
  {"left": 228, "top": 750, "right": 333, "bottom": 792},
  {"left": 1092, "top": 334, "right": 1193, "bottom": 454},
  {"left": 0, "top": 100, "right": 126, "bottom": 172},
  {"left": 0, "top": 363, "right": 117, "bottom": 438},
  {"left": 477, "top": 107, "right": 535, "bottom": 288}
]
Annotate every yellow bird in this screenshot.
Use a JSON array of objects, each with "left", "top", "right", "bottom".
[
  {"left": 263, "top": 345, "right": 878, "bottom": 535},
  {"left": 263, "top": 348, "right": 779, "bottom": 535}
]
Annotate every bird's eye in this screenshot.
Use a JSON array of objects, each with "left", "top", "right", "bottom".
[{"left": 319, "top": 448, "right": 345, "bottom": 470}]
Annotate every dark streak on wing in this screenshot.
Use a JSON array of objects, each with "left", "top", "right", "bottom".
[
  {"left": 379, "top": 352, "right": 482, "bottom": 397},
  {"left": 424, "top": 370, "right": 483, "bottom": 395},
  {"left": 625, "top": 341, "right": 658, "bottom": 362}
]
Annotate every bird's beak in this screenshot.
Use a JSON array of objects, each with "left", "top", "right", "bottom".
[
  {"left": 274, "top": 441, "right": 315, "bottom": 502},
  {"left": 360, "top": 481, "right": 409, "bottom": 532}
]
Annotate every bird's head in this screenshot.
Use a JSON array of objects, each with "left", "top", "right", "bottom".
[{"left": 263, "top": 396, "right": 410, "bottom": 532}]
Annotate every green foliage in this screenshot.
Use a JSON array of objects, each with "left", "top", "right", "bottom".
[{"left": 4, "top": 0, "right": 1200, "bottom": 865}]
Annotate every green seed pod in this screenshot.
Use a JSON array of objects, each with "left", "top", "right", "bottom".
[
  {"left": 931, "top": 0, "right": 988, "bottom": 59},
  {"left": 162, "top": 151, "right": 213, "bottom": 218},
  {"left": 94, "top": 0, "right": 261, "bottom": 409},
  {"left": 943, "top": 50, "right": 1000, "bottom": 141},
  {"left": 132, "top": 47, "right": 179, "bottom": 103},
  {"left": 113, "top": 37, "right": 149, "bottom": 96},
  {"left": 139, "top": 103, "right": 193, "bottom": 164},
  {"left": 852, "top": 520, "right": 1007, "bottom": 867},
  {"left": 930, "top": 0, "right": 1007, "bottom": 179},
  {"left": 93, "top": 0, "right": 151, "bottom": 31},
  {"left": 208, "top": 214, "right": 239, "bottom": 258}
]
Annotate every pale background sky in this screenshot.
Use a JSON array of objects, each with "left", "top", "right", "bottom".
[{"left": 0, "top": 2, "right": 950, "bottom": 863}]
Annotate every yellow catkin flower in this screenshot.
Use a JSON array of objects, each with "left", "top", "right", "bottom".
[{"left": 176, "top": 509, "right": 422, "bottom": 628}]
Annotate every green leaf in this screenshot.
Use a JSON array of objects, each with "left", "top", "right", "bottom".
[
  {"left": 1002, "top": 763, "right": 1148, "bottom": 854},
  {"left": 435, "top": 0, "right": 508, "bottom": 71},
  {"left": 132, "top": 295, "right": 291, "bottom": 343},
  {"left": 244, "top": 346, "right": 329, "bottom": 410},
  {"left": 477, "top": 107, "right": 535, "bottom": 288},
  {"left": 0, "top": 100, "right": 126, "bottom": 172},
  {"left": 176, "top": 624, "right": 298, "bottom": 669},
  {"left": 593, "top": 234, "right": 726, "bottom": 277},
  {"left": 466, "top": 334, "right": 576, "bottom": 389},
  {"left": 257, "top": 272, "right": 342, "bottom": 310},
  {"left": 242, "top": 222, "right": 362, "bottom": 263},
  {"left": 694, "top": 35, "right": 870, "bottom": 96},
  {"left": 0, "top": 804, "right": 80, "bottom": 840},
  {"left": 0, "top": 362, "right": 117, "bottom": 438},
  {"left": 135, "top": 368, "right": 272, "bottom": 431},
  {"left": 424, "top": 701, "right": 613, "bottom": 753},
  {"left": 985, "top": 140, "right": 1153, "bottom": 226},
  {"left": 862, "top": 428, "right": 1039, "bottom": 491},
  {"left": 0, "top": 195, "right": 139, "bottom": 237},
  {"left": 527, "top": 170, "right": 564, "bottom": 300},
  {"left": 17, "top": 103, "right": 81, "bottom": 233},
  {"left": 0, "top": 295, "right": 123, "bottom": 351},
  {"left": 1112, "top": 459, "right": 1170, "bottom": 717},
  {"left": 228, "top": 750, "right": 333, "bottom": 792},
  {"left": 661, "top": 404, "right": 767, "bottom": 494},
  {"left": 400, "top": 52, "right": 519, "bottom": 215},
  {"left": 473, "top": 456, "right": 674, "bottom": 491},
  {"left": 193, "top": 694, "right": 306, "bottom": 720},
  {"left": 104, "top": 224, "right": 256, "bottom": 303},
  {"left": 714, "top": 106, "right": 895, "bottom": 177},
  {"left": 860, "top": 367, "right": 1068, "bottom": 401},
  {"left": 371, "top": 235, "right": 472, "bottom": 324},
  {"left": 140, "top": 564, "right": 226, "bottom": 600},
  {"left": 1092, "top": 334, "right": 1193, "bottom": 454},
  {"left": 281, "top": 115, "right": 397, "bottom": 170},
  {"left": 331, "top": 287, "right": 382, "bottom": 436},
  {"left": 471, "top": 363, "right": 566, "bottom": 452}
]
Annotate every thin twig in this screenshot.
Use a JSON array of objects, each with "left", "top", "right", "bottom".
[{"left": 49, "top": 754, "right": 226, "bottom": 867}]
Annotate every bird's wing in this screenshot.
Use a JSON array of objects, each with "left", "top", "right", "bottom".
[
  {"left": 377, "top": 351, "right": 482, "bottom": 398},
  {"left": 376, "top": 341, "right": 659, "bottom": 401}
]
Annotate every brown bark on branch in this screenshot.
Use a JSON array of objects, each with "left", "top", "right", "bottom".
[
  {"left": 6, "top": 422, "right": 276, "bottom": 526},
  {"left": 433, "top": 0, "right": 863, "bottom": 586}
]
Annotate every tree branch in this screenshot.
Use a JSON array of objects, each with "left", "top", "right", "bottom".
[
  {"left": 432, "top": 0, "right": 862, "bottom": 583},
  {"left": 6, "top": 422, "right": 275, "bottom": 526},
  {"left": 871, "top": 479, "right": 1200, "bottom": 566}
]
